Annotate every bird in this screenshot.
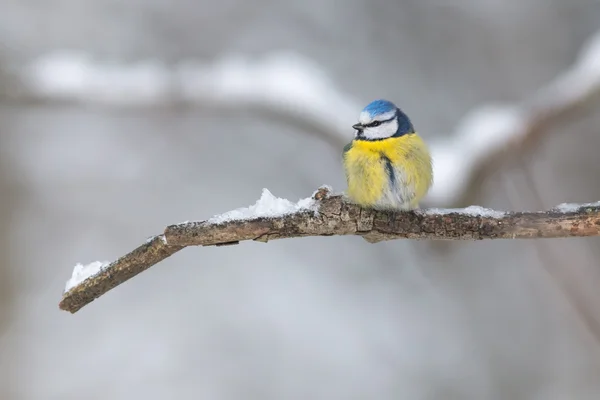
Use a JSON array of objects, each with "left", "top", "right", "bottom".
[{"left": 342, "top": 99, "right": 433, "bottom": 211}]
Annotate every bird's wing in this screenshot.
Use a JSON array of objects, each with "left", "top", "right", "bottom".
[
  {"left": 342, "top": 141, "right": 353, "bottom": 157},
  {"left": 342, "top": 141, "right": 353, "bottom": 184}
]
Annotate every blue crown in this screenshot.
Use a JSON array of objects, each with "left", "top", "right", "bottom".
[{"left": 362, "top": 99, "right": 397, "bottom": 117}]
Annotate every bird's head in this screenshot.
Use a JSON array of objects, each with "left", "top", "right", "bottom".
[{"left": 352, "top": 99, "right": 414, "bottom": 140}]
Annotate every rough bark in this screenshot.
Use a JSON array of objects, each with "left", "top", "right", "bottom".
[{"left": 59, "top": 188, "right": 600, "bottom": 314}]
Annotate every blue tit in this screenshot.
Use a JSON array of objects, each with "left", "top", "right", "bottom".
[{"left": 342, "top": 99, "right": 433, "bottom": 210}]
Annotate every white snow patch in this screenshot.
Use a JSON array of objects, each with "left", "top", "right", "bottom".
[
  {"left": 145, "top": 234, "right": 168, "bottom": 244},
  {"left": 208, "top": 189, "right": 317, "bottom": 224},
  {"left": 311, "top": 185, "right": 335, "bottom": 197},
  {"left": 64, "top": 260, "right": 110, "bottom": 292},
  {"left": 175, "top": 52, "right": 357, "bottom": 134},
  {"left": 21, "top": 50, "right": 358, "bottom": 139},
  {"left": 25, "top": 51, "right": 172, "bottom": 105},
  {"left": 574, "top": 29, "right": 600, "bottom": 84},
  {"left": 553, "top": 201, "right": 600, "bottom": 213},
  {"left": 424, "top": 206, "right": 506, "bottom": 219}
]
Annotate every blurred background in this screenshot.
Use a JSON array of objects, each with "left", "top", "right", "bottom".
[{"left": 1, "top": 0, "right": 600, "bottom": 399}]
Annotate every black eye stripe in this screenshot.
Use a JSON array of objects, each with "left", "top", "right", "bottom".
[{"left": 364, "top": 114, "right": 396, "bottom": 128}]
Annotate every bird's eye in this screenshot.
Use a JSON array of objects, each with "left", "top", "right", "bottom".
[{"left": 371, "top": 121, "right": 381, "bottom": 127}]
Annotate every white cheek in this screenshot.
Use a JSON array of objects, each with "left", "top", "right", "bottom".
[
  {"left": 362, "top": 127, "right": 379, "bottom": 139},
  {"left": 362, "top": 119, "right": 398, "bottom": 139},
  {"left": 384, "top": 119, "right": 398, "bottom": 136}
]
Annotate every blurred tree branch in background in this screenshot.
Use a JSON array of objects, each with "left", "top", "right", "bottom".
[
  {"left": 59, "top": 187, "right": 600, "bottom": 314},
  {"left": 439, "top": 27, "right": 600, "bottom": 208},
  {"left": 2, "top": 31, "right": 599, "bottom": 211}
]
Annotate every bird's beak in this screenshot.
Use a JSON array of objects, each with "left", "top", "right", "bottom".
[{"left": 352, "top": 123, "right": 362, "bottom": 130}]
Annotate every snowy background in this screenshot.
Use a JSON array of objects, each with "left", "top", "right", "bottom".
[{"left": 2, "top": 1, "right": 600, "bottom": 399}]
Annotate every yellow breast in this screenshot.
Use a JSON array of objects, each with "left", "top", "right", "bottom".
[{"left": 343, "top": 134, "right": 433, "bottom": 209}]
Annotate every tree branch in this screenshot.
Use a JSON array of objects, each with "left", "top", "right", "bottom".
[
  {"left": 59, "top": 187, "right": 600, "bottom": 314},
  {"left": 426, "top": 29, "right": 600, "bottom": 206}
]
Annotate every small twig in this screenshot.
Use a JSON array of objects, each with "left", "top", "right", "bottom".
[{"left": 59, "top": 187, "right": 600, "bottom": 314}]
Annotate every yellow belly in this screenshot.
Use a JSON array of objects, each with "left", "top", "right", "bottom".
[{"left": 343, "top": 134, "right": 433, "bottom": 210}]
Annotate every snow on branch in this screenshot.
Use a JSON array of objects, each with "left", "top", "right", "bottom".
[
  {"left": 59, "top": 186, "right": 600, "bottom": 314},
  {"left": 428, "top": 29, "right": 600, "bottom": 206},
  {"left": 15, "top": 51, "right": 357, "bottom": 148}
]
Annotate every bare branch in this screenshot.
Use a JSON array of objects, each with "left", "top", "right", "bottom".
[
  {"left": 59, "top": 187, "right": 600, "bottom": 314},
  {"left": 60, "top": 236, "right": 183, "bottom": 314}
]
